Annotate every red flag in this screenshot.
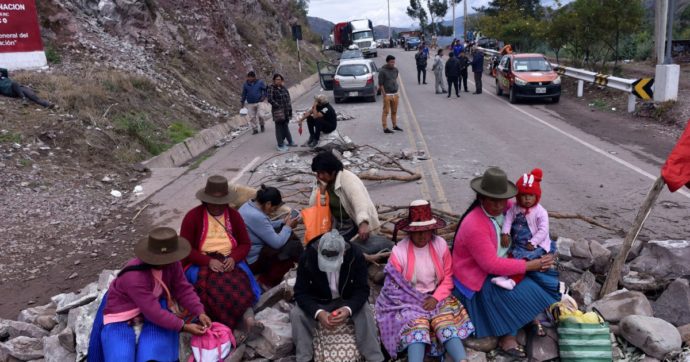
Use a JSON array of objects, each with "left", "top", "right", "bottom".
[{"left": 661, "top": 120, "right": 690, "bottom": 192}]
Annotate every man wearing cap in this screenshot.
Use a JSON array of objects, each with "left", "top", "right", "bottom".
[
  {"left": 297, "top": 94, "right": 337, "bottom": 148},
  {"left": 240, "top": 71, "right": 267, "bottom": 134},
  {"left": 291, "top": 230, "right": 384, "bottom": 362}
]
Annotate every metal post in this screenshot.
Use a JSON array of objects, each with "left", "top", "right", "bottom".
[
  {"left": 463, "top": 0, "right": 468, "bottom": 41},
  {"left": 628, "top": 94, "right": 636, "bottom": 113},
  {"left": 387, "top": 0, "right": 391, "bottom": 43},
  {"left": 656, "top": 0, "right": 668, "bottom": 64},
  {"left": 664, "top": 0, "right": 675, "bottom": 64},
  {"left": 577, "top": 80, "right": 584, "bottom": 98},
  {"left": 452, "top": 0, "right": 456, "bottom": 39},
  {"left": 297, "top": 39, "right": 302, "bottom": 73}
]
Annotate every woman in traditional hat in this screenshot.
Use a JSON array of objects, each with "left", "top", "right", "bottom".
[
  {"left": 376, "top": 200, "right": 474, "bottom": 362},
  {"left": 88, "top": 227, "right": 211, "bottom": 362},
  {"left": 180, "top": 175, "right": 261, "bottom": 333},
  {"left": 451, "top": 167, "right": 560, "bottom": 358}
]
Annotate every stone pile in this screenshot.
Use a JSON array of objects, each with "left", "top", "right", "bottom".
[{"left": 556, "top": 237, "right": 690, "bottom": 361}]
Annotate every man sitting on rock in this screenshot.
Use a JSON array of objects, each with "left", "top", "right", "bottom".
[
  {"left": 290, "top": 230, "right": 384, "bottom": 362},
  {"left": 297, "top": 94, "right": 337, "bottom": 148}
]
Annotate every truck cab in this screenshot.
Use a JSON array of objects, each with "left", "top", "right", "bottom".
[{"left": 349, "top": 19, "right": 377, "bottom": 58}]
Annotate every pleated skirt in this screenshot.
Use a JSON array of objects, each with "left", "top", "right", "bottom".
[{"left": 453, "top": 269, "right": 560, "bottom": 338}]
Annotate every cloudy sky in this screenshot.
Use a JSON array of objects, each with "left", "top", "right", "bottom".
[{"left": 308, "top": 0, "right": 564, "bottom": 28}]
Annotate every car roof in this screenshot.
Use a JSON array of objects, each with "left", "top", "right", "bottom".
[
  {"left": 338, "top": 59, "right": 373, "bottom": 66},
  {"left": 510, "top": 53, "right": 547, "bottom": 58}
]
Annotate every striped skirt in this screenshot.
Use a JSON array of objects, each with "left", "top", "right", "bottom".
[{"left": 453, "top": 269, "right": 560, "bottom": 338}]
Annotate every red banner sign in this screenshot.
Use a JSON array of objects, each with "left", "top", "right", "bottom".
[{"left": 0, "top": 0, "right": 44, "bottom": 53}]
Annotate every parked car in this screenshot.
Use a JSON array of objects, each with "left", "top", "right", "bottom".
[
  {"left": 405, "top": 37, "right": 421, "bottom": 51},
  {"left": 494, "top": 53, "right": 561, "bottom": 103},
  {"left": 331, "top": 59, "right": 379, "bottom": 103},
  {"left": 375, "top": 39, "right": 389, "bottom": 48}
]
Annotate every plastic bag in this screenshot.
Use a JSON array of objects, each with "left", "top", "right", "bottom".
[{"left": 300, "top": 189, "right": 332, "bottom": 245}]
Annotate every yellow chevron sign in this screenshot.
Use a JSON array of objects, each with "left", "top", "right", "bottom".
[
  {"left": 632, "top": 78, "right": 654, "bottom": 100},
  {"left": 594, "top": 74, "right": 609, "bottom": 86}
]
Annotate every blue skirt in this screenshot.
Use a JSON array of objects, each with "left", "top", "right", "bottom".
[{"left": 453, "top": 269, "right": 560, "bottom": 338}]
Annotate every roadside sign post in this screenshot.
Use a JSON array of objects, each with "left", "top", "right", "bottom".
[
  {"left": 292, "top": 25, "right": 303, "bottom": 73},
  {"left": 0, "top": 0, "right": 47, "bottom": 70}
]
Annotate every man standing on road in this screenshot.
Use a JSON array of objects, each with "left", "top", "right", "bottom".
[
  {"left": 471, "top": 49, "right": 485, "bottom": 94},
  {"left": 458, "top": 51, "right": 471, "bottom": 93},
  {"left": 240, "top": 71, "right": 267, "bottom": 134},
  {"left": 378, "top": 55, "right": 403, "bottom": 134},
  {"left": 415, "top": 47, "right": 428, "bottom": 85},
  {"left": 431, "top": 49, "right": 447, "bottom": 94},
  {"left": 445, "top": 52, "right": 460, "bottom": 98}
]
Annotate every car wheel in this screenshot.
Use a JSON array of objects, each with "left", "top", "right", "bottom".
[
  {"left": 496, "top": 79, "right": 503, "bottom": 96},
  {"left": 509, "top": 87, "right": 517, "bottom": 104},
  {"left": 552, "top": 96, "right": 560, "bottom": 103}
]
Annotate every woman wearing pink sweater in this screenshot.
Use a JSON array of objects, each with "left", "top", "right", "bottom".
[{"left": 451, "top": 168, "right": 560, "bottom": 358}]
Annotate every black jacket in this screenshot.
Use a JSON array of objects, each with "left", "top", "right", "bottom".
[
  {"left": 445, "top": 57, "right": 460, "bottom": 78},
  {"left": 458, "top": 55, "right": 471, "bottom": 73},
  {"left": 293, "top": 241, "right": 369, "bottom": 318},
  {"left": 471, "top": 52, "right": 485, "bottom": 73},
  {"left": 415, "top": 52, "right": 428, "bottom": 68}
]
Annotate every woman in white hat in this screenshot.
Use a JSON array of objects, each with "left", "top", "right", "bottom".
[{"left": 376, "top": 200, "right": 474, "bottom": 362}]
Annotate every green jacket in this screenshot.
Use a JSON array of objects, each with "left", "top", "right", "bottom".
[{"left": 0, "top": 68, "right": 13, "bottom": 97}]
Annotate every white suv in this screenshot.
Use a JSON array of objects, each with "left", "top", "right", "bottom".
[{"left": 333, "top": 59, "right": 379, "bottom": 103}]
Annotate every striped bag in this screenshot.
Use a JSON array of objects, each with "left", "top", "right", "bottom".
[{"left": 557, "top": 314, "right": 613, "bottom": 361}]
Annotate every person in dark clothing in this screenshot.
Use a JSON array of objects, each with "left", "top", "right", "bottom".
[
  {"left": 471, "top": 50, "right": 485, "bottom": 94},
  {"left": 458, "top": 51, "right": 471, "bottom": 93},
  {"left": 291, "top": 231, "right": 384, "bottom": 362},
  {"left": 415, "top": 47, "right": 428, "bottom": 85},
  {"left": 297, "top": 94, "right": 337, "bottom": 148},
  {"left": 240, "top": 71, "right": 267, "bottom": 134},
  {"left": 445, "top": 52, "right": 460, "bottom": 98},
  {"left": 266, "top": 73, "right": 295, "bottom": 151},
  {"left": 0, "top": 68, "right": 54, "bottom": 108}
]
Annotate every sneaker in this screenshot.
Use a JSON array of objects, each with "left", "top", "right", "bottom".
[
  {"left": 287, "top": 143, "right": 297, "bottom": 147},
  {"left": 276, "top": 145, "right": 288, "bottom": 152},
  {"left": 393, "top": 126, "right": 403, "bottom": 131},
  {"left": 383, "top": 128, "right": 394, "bottom": 134},
  {"left": 308, "top": 140, "right": 318, "bottom": 148},
  {"left": 252, "top": 129, "right": 259, "bottom": 135},
  {"left": 260, "top": 125, "right": 265, "bottom": 132}
]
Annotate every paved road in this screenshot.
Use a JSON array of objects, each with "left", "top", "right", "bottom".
[{"left": 140, "top": 48, "right": 689, "bottom": 244}]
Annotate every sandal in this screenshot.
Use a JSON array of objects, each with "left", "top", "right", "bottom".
[
  {"left": 233, "top": 330, "right": 247, "bottom": 345},
  {"left": 502, "top": 345, "right": 526, "bottom": 358}
]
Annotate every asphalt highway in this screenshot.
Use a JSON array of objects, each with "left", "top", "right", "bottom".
[{"left": 142, "top": 48, "right": 689, "bottom": 243}]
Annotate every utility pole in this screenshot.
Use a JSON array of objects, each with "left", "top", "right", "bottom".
[
  {"left": 452, "top": 0, "right": 456, "bottom": 39},
  {"left": 387, "top": 0, "right": 391, "bottom": 42},
  {"left": 655, "top": 0, "right": 680, "bottom": 102},
  {"left": 463, "top": 0, "right": 468, "bottom": 41},
  {"left": 655, "top": 0, "right": 669, "bottom": 64}
]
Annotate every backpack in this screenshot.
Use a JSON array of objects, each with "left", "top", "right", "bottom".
[{"left": 188, "top": 322, "right": 235, "bottom": 362}]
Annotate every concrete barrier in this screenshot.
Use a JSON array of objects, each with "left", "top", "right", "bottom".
[{"left": 141, "top": 73, "right": 319, "bottom": 169}]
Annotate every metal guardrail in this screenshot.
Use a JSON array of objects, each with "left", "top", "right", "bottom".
[{"left": 475, "top": 46, "right": 649, "bottom": 113}]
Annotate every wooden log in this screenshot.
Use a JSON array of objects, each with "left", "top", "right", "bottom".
[{"left": 599, "top": 176, "right": 666, "bottom": 298}]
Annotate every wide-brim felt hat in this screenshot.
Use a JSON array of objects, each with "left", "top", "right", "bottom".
[
  {"left": 394, "top": 200, "right": 447, "bottom": 235},
  {"left": 196, "top": 175, "right": 237, "bottom": 205},
  {"left": 134, "top": 227, "right": 191, "bottom": 266},
  {"left": 470, "top": 167, "right": 517, "bottom": 199}
]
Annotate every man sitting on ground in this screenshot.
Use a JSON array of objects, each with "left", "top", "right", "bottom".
[
  {"left": 291, "top": 230, "right": 384, "bottom": 362},
  {"left": 298, "top": 94, "right": 337, "bottom": 148}
]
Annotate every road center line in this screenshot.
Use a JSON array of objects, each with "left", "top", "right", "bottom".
[
  {"left": 399, "top": 76, "right": 453, "bottom": 212},
  {"left": 470, "top": 76, "right": 690, "bottom": 200}
]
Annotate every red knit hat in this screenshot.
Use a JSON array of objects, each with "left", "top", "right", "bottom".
[{"left": 516, "top": 168, "right": 543, "bottom": 203}]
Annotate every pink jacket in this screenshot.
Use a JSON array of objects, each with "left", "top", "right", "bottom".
[
  {"left": 452, "top": 206, "right": 526, "bottom": 291},
  {"left": 390, "top": 236, "right": 453, "bottom": 301},
  {"left": 103, "top": 258, "right": 205, "bottom": 331},
  {"left": 502, "top": 203, "right": 551, "bottom": 252}
]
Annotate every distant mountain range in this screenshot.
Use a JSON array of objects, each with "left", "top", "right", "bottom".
[{"left": 307, "top": 16, "right": 410, "bottom": 41}]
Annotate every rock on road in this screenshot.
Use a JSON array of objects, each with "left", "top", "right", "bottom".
[{"left": 140, "top": 48, "right": 688, "bottom": 245}]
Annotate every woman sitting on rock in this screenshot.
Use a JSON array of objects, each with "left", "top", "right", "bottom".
[
  {"left": 376, "top": 200, "right": 474, "bottom": 362},
  {"left": 88, "top": 227, "right": 211, "bottom": 362},
  {"left": 180, "top": 175, "right": 262, "bottom": 334},
  {"left": 451, "top": 167, "right": 560, "bottom": 358},
  {"left": 239, "top": 184, "right": 303, "bottom": 288}
]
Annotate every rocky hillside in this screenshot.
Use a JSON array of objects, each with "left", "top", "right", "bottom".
[{"left": 0, "top": 0, "right": 323, "bottom": 318}]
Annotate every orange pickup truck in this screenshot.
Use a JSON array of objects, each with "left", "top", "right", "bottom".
[{"left": 493, "top": 53, "right": 562, "bottom": 104}]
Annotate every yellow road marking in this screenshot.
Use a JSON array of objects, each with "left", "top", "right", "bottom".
[{"left": 398, "top": 77, "right": 453, "bottom": 213}]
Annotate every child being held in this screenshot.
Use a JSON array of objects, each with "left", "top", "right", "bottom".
[{"left": 492, "top": 168, "right": 551, "bottom": 289}]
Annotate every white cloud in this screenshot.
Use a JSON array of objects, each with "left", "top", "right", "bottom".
[{"left": 308, "top": 0, "right": 567, "bottom": 28}]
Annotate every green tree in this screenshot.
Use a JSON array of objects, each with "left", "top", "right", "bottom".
[
  {"left": 599, "top": 0, "right": 644, "bottom": 67},
  {"left": 475, "top": 0, "right": 545, "bottom": 51},
  {"left": 428, "top": 0, "right": 449, "bottom": 35},
  {"left": 407, "top": 0, "right": 429, "bottom": 31},
  {"left": 545, "top": 6, "right": 576, "bottom": 63}
]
